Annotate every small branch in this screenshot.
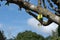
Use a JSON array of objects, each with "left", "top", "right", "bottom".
[
  {"left": 47, "top": 0, "right": 53, "bottom": 8},
  {"left": 42, "top": 0, "right": 46, "bottom": 8},
  {"left": 0, "top": 0, "right": 60, "bottom": 25},
  {"left": 22, "top": 1, "right": 60, "bottom": 25},
  {"left": 38, "top": 0, "right": 41, "bottom": 6},
  {"left": 26, "top": 10, "right": 52, "bottom": 26}
]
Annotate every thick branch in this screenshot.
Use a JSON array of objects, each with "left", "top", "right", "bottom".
[
  {"left": 26, "top": 10, "right": 52, "bottom": 26},
  {"left": 1, "top": 0, "right": 60, "bottom": 25},
  {"left": 22, "top": 1, "right": 60, "bottom": 25}
]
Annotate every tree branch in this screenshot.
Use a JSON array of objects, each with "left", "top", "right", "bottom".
[
  {"left": 26, "top": 10, "right": 53, "bottom": 26},
  {"left": 0, "top": 0, "right": 60, "bottom": 25}
]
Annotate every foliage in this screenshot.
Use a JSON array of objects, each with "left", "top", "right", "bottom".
[
  {"left": 0, "top": 31, "right": 6, "bottom": 40},
  {"left": 46, "top": 31, "right": 60, "bottom": 40},
  {"left": 46, "top": 35, "right": 60, "bottom": 40},
  {"left": 8, "top": 38, "right": 14, "bottom": 40},
  {"left": 58, "top": 25, "right": 60, "bottom": 36},
  {"left": 15, "top": 31, "right": 45, "bottom": 40}
]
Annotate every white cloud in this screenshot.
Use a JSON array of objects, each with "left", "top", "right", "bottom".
[
  {"left": 27, "top": 18, "right": 58, "bottom": 37},
  {"left": 0, "top": 24, "right": 3, "bottom": 28},
  {"left": 28, "top": 18, "right": 40, "bottom": 28},
  {"left": 41, "top": 23, "right": 58, "bottom": 35}
]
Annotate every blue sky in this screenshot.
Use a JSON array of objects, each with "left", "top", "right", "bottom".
[
  {"left": 0, "top": 0, "right": 58, "bottom": 39},
  {"left": 0, "top": 0, "right": 38, "bottom": 38}
]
